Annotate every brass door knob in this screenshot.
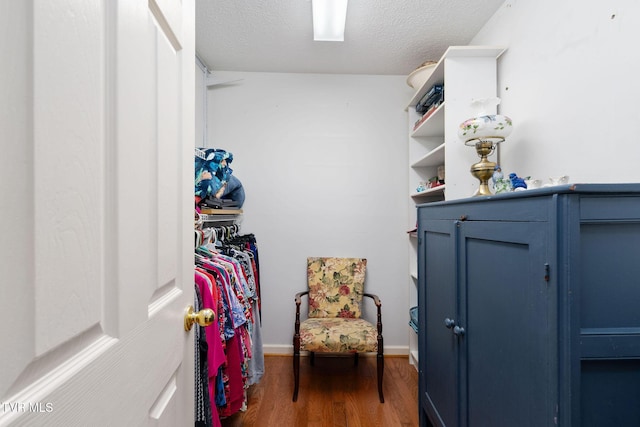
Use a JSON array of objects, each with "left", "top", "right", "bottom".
[{"left": 184, "top": 305, "right": 215, "bottom": 331}]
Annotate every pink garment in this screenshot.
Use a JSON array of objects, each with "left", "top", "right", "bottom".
[
  {"left": 195, "top": 271, "right": 226, "bottom": 427},
  {"left": 218, "top": 333, "right": 245, "bottom": 417}
]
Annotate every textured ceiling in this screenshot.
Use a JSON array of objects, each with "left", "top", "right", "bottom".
[{"left": 195, "top": 0, "right": 506, "bottom": 76}]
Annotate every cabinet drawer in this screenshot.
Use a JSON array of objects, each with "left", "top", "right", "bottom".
[{"left": 419, "top": 194, "right": 551, "bottom": 222}]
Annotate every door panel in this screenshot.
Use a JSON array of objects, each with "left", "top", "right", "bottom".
[
  {"left": 459, "top": 221, "right": 557, "bottom": 427},
  {"left": 0, "top": 1, "right": 195, "bottom": 425},
  {"left": 421, "top": 220, "right": 458, "bottom": 427}
]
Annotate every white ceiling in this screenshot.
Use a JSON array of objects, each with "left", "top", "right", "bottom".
[{"left": 195, "top": 0, "right": 506, "bottom": 76}]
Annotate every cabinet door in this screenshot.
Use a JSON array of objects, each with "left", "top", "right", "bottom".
[
  {"left": 419, "top": 219, "right": 458, "bottom": 427},
  {"left": 458, "top": 221, "right": 557, "bottom": 427},
  {"left": 578, "top": 202, "right": 640, "bottom": 427}
]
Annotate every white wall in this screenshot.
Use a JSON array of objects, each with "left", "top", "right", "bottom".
[
  {"left": 473, "top": 0, "right": 640, "bottom": 183},
  {"left": 204, "top": 71, "right": 414, "bottom": 353}
]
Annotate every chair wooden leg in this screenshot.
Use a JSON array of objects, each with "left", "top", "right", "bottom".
[
  {"left": 354, "top": 352, "right": 359, "bottom": 366},
  {"left": 293, "top": 336, "right": 300, "bottom": 401},
  {"left": 377, "top": 352, "right": 384, "bottom": 403},
  {"left": 292, "top": 351, "right": 300, "bottom": 401},
  {"left": 310, "top": 351, "right": 315, "bottom": 366},
  {"left": 377, "top": 327, "right": 384, "bottom": 403}
]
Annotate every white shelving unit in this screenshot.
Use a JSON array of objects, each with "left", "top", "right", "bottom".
[{"left": 405, "top": 45, "right": 506, "bottom": 370}]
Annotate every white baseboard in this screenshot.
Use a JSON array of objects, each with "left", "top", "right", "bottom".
[{"left": 263, "top": 344, "right": 409, "bottom": 356}]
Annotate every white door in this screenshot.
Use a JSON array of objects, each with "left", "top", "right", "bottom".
[{"left": 1, "top": 1, "right": 195, "bottom": 425}]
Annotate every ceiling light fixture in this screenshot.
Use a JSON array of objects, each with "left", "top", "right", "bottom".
[{"left": 312, "top": 0, "right": 348, "bottom": 42}]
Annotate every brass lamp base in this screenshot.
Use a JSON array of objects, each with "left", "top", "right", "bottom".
[{"left": 466, "top": 137, "right": 504, "bottom": 196}]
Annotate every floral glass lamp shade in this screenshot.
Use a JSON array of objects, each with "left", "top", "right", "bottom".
[{"left": 458, "top": 99, "right": 513, "bottom": 196}]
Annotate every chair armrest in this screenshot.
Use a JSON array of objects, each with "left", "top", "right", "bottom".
[
  {"left": 294, "top": 291, "right": 309, "bottom": 336},
  {"left": 295, "top": 291, "right": 309, "bottom": 306},
  {"left": 363, "top": 292, "right": 381, "bottom": 307},
  {"left": 363, "top": 293, "right": 383, "bottom": 336}
]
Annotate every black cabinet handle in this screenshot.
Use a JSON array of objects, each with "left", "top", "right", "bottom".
[
  {"left": 444, "top": 318, "right": 456, "bottom": 329},
  {"left": 453, "top": 326, "right": 465, "bottom": 336}
]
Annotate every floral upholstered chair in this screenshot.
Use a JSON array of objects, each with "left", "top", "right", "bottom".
[{"left": 292, "top": 257, "right": 384, "bottom": 403}]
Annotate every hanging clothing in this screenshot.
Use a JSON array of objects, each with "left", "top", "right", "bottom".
[
  {"left": 194, "top": 285, "right": 213, "bottom": 427},
  {"left": 194, "top": 227, "right": 263, "bottom": 424},
  {"left": 195, "top": 269, "right": 227, "bottom": 427}
]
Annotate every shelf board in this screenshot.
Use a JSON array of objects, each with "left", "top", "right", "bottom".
[
  {"left": 411, "top": 143, "right": 445, "bottom": 168},
  {"left": 411, "top": 185, "right": 445, "bottom": 199},
  {"left": 443, "top": 45, "right": 506, "bottom": 59},
  {"left": 411, "top": 103, "right": 445, "bottom": 137},
  {"left": 199, "top": 209, "right": 243, "bottom": 225},
  {"left": 200, "top": 208, "right": 243, "bottom": 215}
]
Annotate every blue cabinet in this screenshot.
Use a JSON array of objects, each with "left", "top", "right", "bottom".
[{"left": 417, "top": 184, "right": 640, "bottom": 427}]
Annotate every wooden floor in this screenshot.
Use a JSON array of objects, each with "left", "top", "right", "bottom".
[{"left": 220, "top": 354, "right": 419, "bottom": 427}]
